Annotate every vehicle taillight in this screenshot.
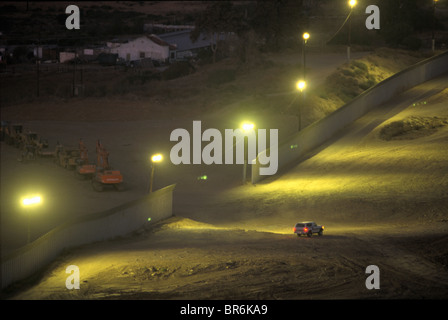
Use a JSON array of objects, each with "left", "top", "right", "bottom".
[
  {"left": 304, "top": 227, "right": 308, "bottom": 232},
  {"left": 293, "top": 227, "right": 296, "bottom": 232}
]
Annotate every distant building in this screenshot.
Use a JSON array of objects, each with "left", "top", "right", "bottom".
[
  {"left": 34, "top": 45, "right": 59, "bottom": 62},
  {"left": 158, "top": 30, "right": 226, "bottom": 62},
  {"left": 59, "top": 51, "right": 76, "bottom": 63},
  {"left": 107, "top": 34, "right": 175, "bottom": 63},
  {"left": 81, "top": 46, "right": 108, "bottom": 62}
]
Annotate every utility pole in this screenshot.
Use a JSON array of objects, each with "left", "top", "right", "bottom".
[
  {"left": 432, "top": 0, "right": 438, "bottom": 52},
  {"left": 36, "top": 30, "right": 41, "bottom": 97},
  {"left": 347, "top": 0, "right": 357, "bottom": 62},
  {"left": 73, "top": 46, "right": 76, "bottom": 97},
  {"left": 0, "top": 198, "right": 2, "bottom": 294}
]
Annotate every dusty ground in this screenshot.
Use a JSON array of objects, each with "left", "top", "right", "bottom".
[
  {"left": 5, "top": 217, "right": 448, "bottom": 300},
  {"left": 1, "top": 52, "right": 448, "bottom": 300}
]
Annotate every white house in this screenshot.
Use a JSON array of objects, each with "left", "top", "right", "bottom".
[
  {"left": 108, "top": 35, "right": 175, "bottom": 62},
  {"left": 59, "top": 51, "right": 76, "bottom": 63}
]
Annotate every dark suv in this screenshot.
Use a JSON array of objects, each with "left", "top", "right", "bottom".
[{"left": 293, "top": 221, "right": 324, "bottom": 237}]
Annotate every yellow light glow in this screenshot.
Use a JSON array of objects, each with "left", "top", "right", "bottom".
[
  {"left": 241, "top": 122, "right": 255, "bottom": 132},
  {"left": 296, "top": 80, "right": 306, "bottom": 92},
  {"left": 303, "top": 32, "right": 310, "bottom": 40},
  {"left": 22, "top": 196, "right": 42, "bottom": 206},
  {"left": 349, "top": 0, "right": 357, "bottom": 8},
  {"left": 151, "top": 154, "right": 163, "bottom": 163}
]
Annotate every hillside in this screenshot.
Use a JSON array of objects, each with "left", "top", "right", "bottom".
[{"left": 0, "top": 48, "right": 432, "bottom": 129}]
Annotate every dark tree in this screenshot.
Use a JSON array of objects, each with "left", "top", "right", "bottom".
[
  {"left": 378, "top": 0, "right": 435, "bottom": 49},
  {"left": 190, "top": 1, "right": 243, "bottom": 63},
  {"left": 250, "top": 0, "right": 305, "bottom": 51}
]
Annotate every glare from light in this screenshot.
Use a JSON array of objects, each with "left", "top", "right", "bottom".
[
  {"left": 22, "top": 196, "right": 42, "bottom": 207},
  {"left": 303, "top": 32, "right": 310, "bottom": 40},
  {"left": 349, "top": 0, "right": 357, "bottom": 8},
  {"left": 296, "top": 80, "right": 306, "bottom": 92},
  {"left": 241, "top": 122, "right": 255, "bottom": 132},
  {"left": 151, "top": 154, "right": 163, "bottom": 163}
]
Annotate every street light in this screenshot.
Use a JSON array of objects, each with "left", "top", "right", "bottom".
[
  {"left": 242, "top": 122, "right": 254, "bottom": 132},
  {"left": 348, "top": 0, "right": 357, "bottom": 61},
  {"left": 303, "top": 32, "right": 310, "bottom": 41},
  {"left": 296, "top": 80, "right": 306, "bottom": 92},
  {"left": 302, "top": 32, "right": 310, "bottom": 80},
  {"left": 241, "top": 122, "right": 255, "bottom": 184},
  {"left": 296, "top": 80, "right": 306, "bottom": 131},
  {"left": 21, "top": 195, "right": 42, "bottom": 244},
  {"left": 149, "top": 153, "right": 163, "bottom": 193}
]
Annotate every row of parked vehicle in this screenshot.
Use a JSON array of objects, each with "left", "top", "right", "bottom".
[{"left": 1, "top": 121, "right": 124, "bottom": 191}]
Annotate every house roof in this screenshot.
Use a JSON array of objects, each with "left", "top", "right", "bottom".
[
  {"left": 159, "top": 30, "right": 224, "bottom": 52},
  {"left": 146, "top": 34, "right": 176, "bottom": 50},
  {"left": 107, "top": 34, "right": 176, "bottom": 50}
]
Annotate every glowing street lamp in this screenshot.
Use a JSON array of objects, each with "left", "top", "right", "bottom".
[
  {"left": 348, "top": 0, "right": 357, "bottom": 61},
  {"left": 242, "top": 122, "right": 254, "bottom": 132},
  {"left": 149, "top": 153, "right": 163, "bottom": 193},
  {"left": 296, "top": 80, "right": 307, "bottom": 131},
  {"left": 151, "top": 154, "right": 163, "bottom": 163},
  {"left": 296, "top": 80, "right": 306, "bottom": 92},
  {"left": 21, "top": 195, "right": 42, "bottom": 244},
  {"left": 241, "top": 122, "right": 255, "bottom": 184},
  {"left": 302, "top": 32, "right": 310, "bottom": 80},
  {"left": 303, "top": 32, "right": 310, "bottom": 42},
  {"left": 22, "top": 196, "right": 42, "bottom": 206}
]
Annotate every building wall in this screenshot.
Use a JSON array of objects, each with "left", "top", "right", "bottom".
[
  {"left": 1, "top": 184, "right": 176, "bottom": 289},
  {"left": 59, "top": 51, "right": 76, "bottom": 63},
  {"left": 251, "top": 51, "right": 448, "bottom": 183}
]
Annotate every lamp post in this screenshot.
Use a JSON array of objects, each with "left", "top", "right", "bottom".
[
  {"left": 302, "top": 32, "right": 310, "bottom": 80},
  {"left": 348, "top": 0, "right": 357, "bottom": 62},
  {"left": 432, "top": 0, "right": 439, "bottom": 52},
  {"left": 149, "top": 154, "right": 163, "bottom": 193},
  {"left": 21, "top": 195, "right": 42, "bottom": 244},
  {"left": 241, "top": 122, "right": 255, "bottom": 184},
  {"left": 296, "top": 80, "right": 306, "bottom": 131}
]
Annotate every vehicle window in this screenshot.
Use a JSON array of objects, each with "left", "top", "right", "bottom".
[
  {"left": 306, "top": 223, "right": 312, "bottom": 227},
  {"left": 296, "top": 224, "right": 305, "bottom": 227}
]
